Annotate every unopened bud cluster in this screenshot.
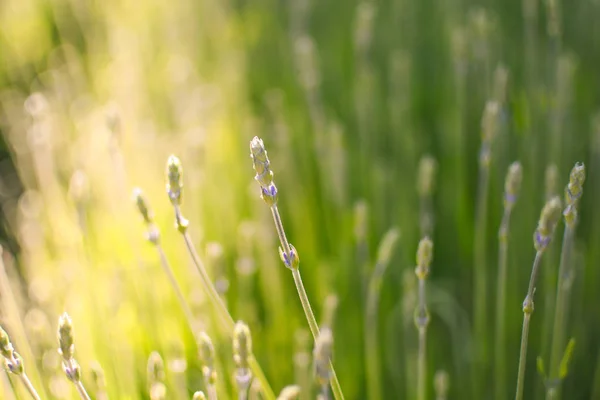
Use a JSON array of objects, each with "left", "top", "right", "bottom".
[
  {"left": 563, "top": 162, "right": 585, "bottom": 228},
  {"left": 0, "top": 326, "right": 25, "bottom": 375},
  {"left": 250, "top": 136, "right": 278, "bottom": 207},
  {"left": 534, "top": 197, "right": 562, "bottom": 252}
]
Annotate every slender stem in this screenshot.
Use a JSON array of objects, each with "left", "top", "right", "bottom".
[
  {"left": 271, "top": 206, "right": 292, "bottom": 255},
  {"left": 546, "top": 225, "right": 574, "bottom": 400},
  {"left": 495, "top": 210, "right": 512, "bottom": 400},
  {"left": 173, "top": 207, "right": 276, "bottom": 400},
  {"left": 291, "top": 269, "right": 319, "bottom": 339},
  {"left": 365, "top": 263, "right": 385, "bottom": 400},
  {"left": 19, "top": 374, "right": 41, "bottom": 400},
  {"left": 75, "top": 381, "right": 92, "bottom": 400},
  {"left": 270, "top": 204, "right": 344, "bottom": 400},
  {"left": 418, "top": 328, "right": 427, "bottom": 400},
  {"left": 474, "top": 162, "right": 490, "bottom": 382},
  {"left": 207, "top": 383, "right": 218, "bottom": 400},
  {"left": 416, "top": 276, "right": 428, "bottom": 400},
  {"left": 516, "top": 314, "right": 532, "bottom": 400},
  {"left": 155, "top": 244, "right": 197, "bottom": 330},
  {"left": 292, "top": 269, "right": 344, "bottom": 400},
  {"left": 516, "top": 251, "right": 543, "bottom": 400}
]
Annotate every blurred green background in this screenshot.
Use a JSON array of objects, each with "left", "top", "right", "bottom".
[{"left": 0, "top": 0, "right": 599, "bottom": 398}]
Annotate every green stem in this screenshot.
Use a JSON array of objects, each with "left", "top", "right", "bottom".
[
  {"left": 365, "top": 263, "right": 386, "bottom": 400},
  {"left": 292, "top": 269, "right": 345, "bottom": 400},
  {"left": 417, "top": 327, "right": 427, "bottom": 400},
  {"left": 270, "top": 205, "right": 345, "bottom": 400},
  {"left": 19, "top": 374, "right": 41, "bottom": 400},
  {"left": 155, "top": 244, "right": 197, "bottom": 331},
  {"left": 75, "top": 381, "right": 92, "bottom": 400},
  {"left": 173, "top": 207, "right": 276, "bottom": 400},
  {"left": 516, "top": 251, "right": 543, "bottom": 400},
  {"left": 546, "top": 225, "right": 574, "bottom": 400},
  {"left": 416, "top": 278, "right": 428, "bottom": 400},
  {"left": 495, "top": 210, "right": 512, "bottom": 400},
  {"left": 474, "top": 161, "right": 490, "bottom": 391}
]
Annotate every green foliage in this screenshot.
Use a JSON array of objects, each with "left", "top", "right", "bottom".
[{"left": 0, "top": 0, "right": 599, "bottom": 398}]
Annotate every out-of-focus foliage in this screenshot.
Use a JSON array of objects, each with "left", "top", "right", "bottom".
[{"left": 0, "top": 0, "right": 599, "bottom": 398}]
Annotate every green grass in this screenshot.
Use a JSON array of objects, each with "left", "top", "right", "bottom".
[{"left": 0, "top": 0, "right": 599, "bottom": 398}]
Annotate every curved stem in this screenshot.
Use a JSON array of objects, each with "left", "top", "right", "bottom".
[
  {"left": 515, "top": 251, "right": 543, "bottom": 400},
  {"left": 19, "top": 374, "right": 41, "bottom": 400},
  {"left": 292, "top": 269, "right": 344, "bottom": 400},
  {"left": 155, "top": 244, "right": 197, "bottom": 330},
  {"left": 173, "top": 207, "right": 276, "bottom": 400}
]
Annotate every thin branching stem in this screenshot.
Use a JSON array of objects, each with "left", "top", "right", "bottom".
[{"left": 516, "top": 251, "right": 543, "bottom": 400}]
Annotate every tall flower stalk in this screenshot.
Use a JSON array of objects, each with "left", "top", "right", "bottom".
[
  {"left": 249, "top": 136, "right": 344, "bottom": 400},
  {"left": 547, "top": 163, "right": 586, "bottom": 400},
  {"left": 494, "top": 161, "right": 522, "bottom": 400},
  {"left": 365, "top": 228, "right": 399, "bottom": 400},
  {"left": 233, "top": 321, "right": 253, "bottom": 400},
  {"left": 473, "top": 101, "right": 499, "bottom": 382},
  {"left": 165, "top": 155, "right": 276, "bottom": 400},
  {"left": 515, "top": 197, "right": 562, "bottom": 400},
  {"left": 414, "top": 237, "right": 433, "bottom": 400}
]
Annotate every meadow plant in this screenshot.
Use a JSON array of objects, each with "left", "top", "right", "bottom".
[
  {"left": 414, "top": 237, "right": 433, "bottom": 400},
  {"left": 193, "top": 391, "right": 207, "bottom": 400},
  {"left": 147, "top": 352, "right": 167, "bottom": 400},
  {"left": 494, "top": 161, "right": 523, "bottom": 400},
  {"left": 133, "top": 187, "right": 197, "bottom": 331},
  {"left": 276, "top": 385, "right": 301, "bottom": 400},
  {"left": 197, "top": 332, "right": 218, "bottom": 400},
  {"left": 515, "top": 197, "right": 562, "bottom": 400},
  {"left": 165, "top": 155, "right": 276, "bottom": 400},
  {"left": 417, "top": 155, "right": 437, "bottom": 237},
  {"left": 57, "top": 313, "right": 92, "bottom": 400},
  {"left": 313, "top": 328, "right": 334, "bottom": 399},
  {"left": 434, "top": 370, "right": 449, "bottom": 400},
  {"left": 233, "top": 321, "right": 253, "bottom": 399},
  {"left": 365, "top": 227, "right": 400, "bottom": 400},
  {"left": 249, "top": 136, "right": 344, "bottom": 400},
  {"left": 547, "top": 162, "right": 586, "bottom": 399},
  {"left": 474, "top": 100, "right": 500, "bottom": 378},
  {"left": 89, "top": 361, "right": 109, "bottom": 400}
]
